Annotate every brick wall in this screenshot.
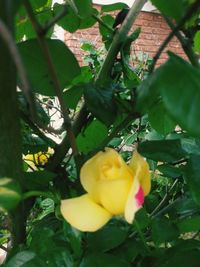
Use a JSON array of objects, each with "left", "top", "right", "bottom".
[{"left": 65, "top": 5, "right": 186, "bottom": 66}]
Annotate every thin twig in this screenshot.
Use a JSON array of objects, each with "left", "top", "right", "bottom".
[
  {"left": 92, "top": 113, "right": 139, "bottom": 156},
  {"left": 149, "top": 0, "right": 200, "bottom": 72},
  {"left": 164, "top": 16, "right": 199, "bottom": 67},
  {"left": 133, "top": 220, "right": 151, "bottom": 253},
  {"left": 152, "top": 196, "right": 184, "bottom": 218},
  {"left": 92, "top": 14, "right": 114, "bottom": 33},
  {"left": 96, "top": 0, "right": 148, "bottom": 85},
  {"left": 47, "top": 0, "right": 146, "bottom": 169},
  {"left": 0, "top": 244, "right": 8, "bottom": 253},
  {"left": 20, "top": 110, "right": 57, "bottom": 147},
  {"left": 24, "top": 0, "right": 78, "bottom": 158},
  {"left": 43, "top": 5, "right": 68, "bottom": 34},
  {"left": 150, "top": 179, "right": 179, "bottom": 217},
  {"left": 0, "top": 19, "right": 36, "bottom": 119}
]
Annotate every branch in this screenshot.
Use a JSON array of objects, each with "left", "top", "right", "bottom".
[
  {"left": 46, "top": 0, "right": 146, "bottom": 170},
  {"left": 149, "top": 0, "right": 200, "bottom": 72},
  {"left": 152, "top": 196, "right": 184, "bottom": 218},
  {"left": 20, "top": 110, "right": 57, "bottom": 147},
  {"left": 96, "top": 0, "right": 148, "bottom": 85},
  {"left": 93, "top": 113, "right": 139, "bottom": 156},
  {"left": 150, "top": 179, "right": 179, "bottom": 217},
  {"left": 164, "top": 16, "right": 199, "bottom": 67},
  {"left": 0, "top": 19, "right": 36, "bottom": 119},
  {"left": 43, "top": 5, "right": 68, "bottom": 34},
  {"left": 0, "top": 244, "right": 8, "bottom": 253},
  {"left": 46, "top": 104, "right": 89, "bottom": 171},
  {"left": 92, "top": 14, "right": 114, "bottom": 33},
  {"left": 24, "top": 0, "right": 78, "bottom": 158}
]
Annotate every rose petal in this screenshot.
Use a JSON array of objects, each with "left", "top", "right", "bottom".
[
  {"left": 80, "top": 148, "right": 133, "bottom": 204},
  {"left": 80, "top": 151, "right": 103, "bottom": 202},
  {"left": 124, "top": 177, "right": 143, "bottom": 224},
  {"left": 60, "top": 194, "right": 112, "bottom": 232},
  {"left": 98, "top": 176, "right": 132, "bottom": 215},
  {"left": 129, "top": 150, "right": 151, "bottom": 196}
]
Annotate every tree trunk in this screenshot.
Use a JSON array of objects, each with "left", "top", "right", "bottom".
[{"left": 0, "top": 1, "right": 26, "bottom": 246}]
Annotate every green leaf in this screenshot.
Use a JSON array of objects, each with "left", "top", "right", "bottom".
[
  {"left": 148, "top": 101, "right": 176, "bottom": 136},
  {"left": 194, "top": 30, "right": 200, "bottom": 52},
  {"left": 181, "top": 138, "right": 200, "bottom": 155},
  {"left": 112, "top": 239, "right": 146, "bottom": 263},
  {"left": 184, "top": 155, "right": 200, "bottom": 205},
  {"left": 0, "top": 178, "right": 21, "bottom": 211},
  {"left": 177, "top": 216, "right": 200, "bottom": 233},
  {"left": 87, "top": 226, "right": 127, "bottom": 252},
  {"left": 138, "top": 139, "right": 186, "bottom": 162},
  {"left": 16, "top": 7, "right": 53, "bottom": 41},
  {"left": 101, "top": 3, "right": 129, "bottom": 12},
  {"left": 99, "top": 15, "right": 115, "bottom": 49},
  {"left": 18, "top": 39, "right": 80, "bottom": 96},
  {"left": 158, "top": 54, "right": 200, "bottom": 137},
  {"left": 154, "top": 240, "right": 200, "bottom": 267},
  {"left": 29, "top": 227, "right": 73, "bottom": 266},
  {"left": 173, "top": 197, "right": 200, "bottom": 215},
  {"left": 122, "top": 62, "right": 141, "bottom": 88},
  {"left": 122, "top": 28, "right": 141, "bottom": 58},
  {"left": 5, "top": 251, "right": 45, "bottom": 267},
  {"left": 159, "top": 250, "right": 200, "bottom": 267},
  {"left": 80, "top": 253, "right": 131, "bottom": 267},
  {"left": 79, "top": 8, "right": 98, "bottom": 29},
  {"left": 30, "top": 0, "right": 48, "bottom": 10},
  {"left": 151, "top": 217, "right": 179, "bottom": 245},
  {"left": 157, "top": 164, "right": 181, "bottom": 178},
  {"left": 151, "top": 0, "right": 186, "bottom": 21},
  {"left": 22, "top": 171, "right": 56, "bottom": 190},
  {"left": 64, "top": 86, "right": 83, "bottom": 109},
  {"left": 84, "top": 84, "right": 117, "bottom": 126},
  {"left": 135, "top": 208, "right": 151, "bottom": 230},
  {"left": 63, "top": 67, "right": 92, "bottom": 109},
  {"left": 74, "top": 0, "right": 92, "bottom": 18},
  {"left": 53, "top": 3, "right": 80, "bottom": 33},
  {"left": 76, "top": 120, "right": 108, "bottom": 153},
  {"left": 13, "top": 1, "right": 23, "bottom": 15},
  {"left": 136, "top": 74, "right": 160, "bottom": 114}
]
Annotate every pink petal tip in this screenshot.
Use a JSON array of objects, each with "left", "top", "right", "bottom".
[{"left": 135, "top": 186, "right": 144, "bottom": 208}]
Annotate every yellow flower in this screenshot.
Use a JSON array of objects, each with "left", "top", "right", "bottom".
[
  {"left": 61, "top": 148, "right": 151, "bottom": 232},
  {"left": 23, "top": 147, "right": 54, "bottom": 169}
]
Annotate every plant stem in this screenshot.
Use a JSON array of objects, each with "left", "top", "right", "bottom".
[
  {"left": 96, "top": 0, "right": 147, "bottom": 85},
  {"left": 0, "top": 245, "right": 8, "bottom": 253},
  {"left": 23, "top": 0, "right": 79, "bottom": 159},
  {"left": 20, "top": 110, "right": 57, "bottom": 147},
  {"left": 133, "top": 220, "right": 150, "bottom": 253},
  {"left": 0, "top": 1, "right": 26, "bottom": 246},
  {"left": 150, "top": 179, "right": 179, "bottom": 217},
  {"left": 0, "top": 18, "right": 36, "bottom": 119},
  {"left": 22, "top": 191, "right": 54, "bottom": 200},
  {"left": 92, "top": 14, "right": 114, "bottom": 33},
  {"left": 164, "top": 16, "right": 199, "bottom": 67},
  {"left": 149, "top": 0, "right": 200, "bottom": 72},
  {"left": 93, "top": 113, "right": 139, "bottom": 155},
  {"left": 47, "top": 0, "right": 146, "bottom": 170},
  {"left": 152, "top": 196, "right": 184, "bottom": 218},
  {"left": 43, "top": 5, "right": 68, "bottom": 34}
]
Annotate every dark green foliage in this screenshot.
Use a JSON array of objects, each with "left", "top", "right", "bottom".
[
  {"left": 18, "top": 39, "right": 80, "bottom": 96},
  {"left": 76, "top": 120, "right": 108, "bottom": 153},
  {"left": 84, "top": 83, "right": 117, "bottom": 126},
  {"left": 2, "top": 0, "right": 200, "bottom": 266},
  {"left": 184, "top": 155, "right": 200, "bottom": 205}
]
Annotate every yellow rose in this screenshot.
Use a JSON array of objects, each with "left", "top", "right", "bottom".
[
  {"left": 23, "top": 147, "right": 54, "bottom": 169},
  {"left": 61, "top": 148, "right": 151, "bottom": 232}
]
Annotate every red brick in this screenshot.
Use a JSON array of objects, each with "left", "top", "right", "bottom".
[{"left": 64, "top": 9, "right": 186, "bottom": 66}]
